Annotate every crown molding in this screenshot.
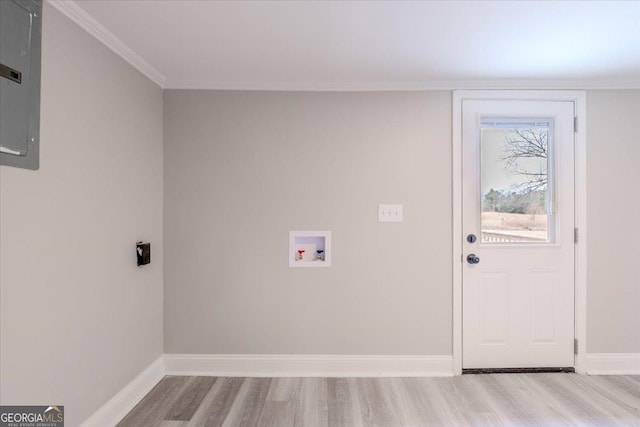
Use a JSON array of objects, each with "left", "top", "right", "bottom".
[
  {"left": 47, "top": 0, "right": 166, "bottom": 88},
  {"left": 165, "top": 78, "right": 640, "bottom": 91}
]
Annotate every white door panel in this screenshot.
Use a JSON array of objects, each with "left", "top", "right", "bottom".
[{"left": 462, "top": 100, "right": 575, "bottom": 369}]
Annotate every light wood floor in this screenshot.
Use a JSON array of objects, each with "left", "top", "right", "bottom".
[{"left": 117, "top": 374, "right": 640, "bottom": 426}]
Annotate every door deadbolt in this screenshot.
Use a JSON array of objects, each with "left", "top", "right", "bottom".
[{"left": 466, "top": 234, "right": 477, "bottom": 243}]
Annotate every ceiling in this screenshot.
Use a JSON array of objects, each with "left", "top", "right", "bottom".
[{"left": 60, "top": 0, "right": 640, "bottom": 90}]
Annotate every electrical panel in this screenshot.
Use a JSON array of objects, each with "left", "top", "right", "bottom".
[{"left": 0, "top": 0, "right": 42, "bottom": 170}]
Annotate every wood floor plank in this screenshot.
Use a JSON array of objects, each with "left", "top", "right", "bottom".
[
  {"left": 590, "top": 375, "right": 640, "bottom": 410},
  {"left": 186, "top": 377, "right": 244, "bottom": 427},
  {"left": 120, "top": 374, "right": 640, "bottom": 427},
  {"left": 507, "top": 374, "right": 574, "bottom": 423},
  {"left": 118, "top": 376, "right": 191, "bottom": 427},
  {"left": 377, "top": 378, "right": 418, "bottom": 426},
  {"left": 265, "top": 377, "right": 300, "bottom": 402},
  {"left": 517, "top": 373, "right": 591, "bottom": 425},
  {"left": 472, "top": 374, "right": 552, "bottom": 425},
  {"left": 538, "top": 373, "right": 631, "bottom": 425},
  {"left": 400, "top": 377, "right": 450, "bottom": 426},
  {"left": 559, "top": 373, "right": 633, "bottom": 423},
  {"left": 221, "top": 378, "right": 272, "bottom": 427},
  {"left": 566, "top": 374, "right": 640, "bottom": 421},
  {"left": 292, "top": 377, "right": 328, "bottom": 427},
  {"left": 256, "top": 401, "right": 294, "bottom": 427},
  {"left": 627, "top": 376, "right": 640, "bottom": 386},
  {"left": 432, "top": 376, "right": 489, "bottom": 426},
  {"left": 449, "top": 375, "right": 510, "bottom": 426},
  {"left": 327, "top": 378, "right": 364, "bottom": 427},
  {"left": 600, "top": 375, "right": 640, "bottom": 400},
  {"left": 354, "top": 378, "right": 401, "bottom": 427},
  {"left": 166, "top": 376, "right": 217, "bottom": 421}
]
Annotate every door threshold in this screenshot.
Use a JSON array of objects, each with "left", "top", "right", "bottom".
[{"left": 462, "top": 367, "right": 575, "bottom": 374}]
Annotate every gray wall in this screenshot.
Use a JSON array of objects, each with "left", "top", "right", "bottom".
[
  {"left": 164, "top": 89, "right": 640, "bottom": 356},
  {"left": 0, "top": 4, "right": 164, "bottom": 426},
  {"left": 587, "top": 90, "right": 640, "bottom": 353},
  {"left": 164, "top": 90, "right": 452, "bottom": 355}
]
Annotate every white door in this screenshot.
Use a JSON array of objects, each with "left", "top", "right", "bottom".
[{"left": 462, "top": 100, "right": 575, "bottom": 369}]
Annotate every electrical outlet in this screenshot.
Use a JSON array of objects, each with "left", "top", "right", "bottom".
[{"left": 378, "top": 204, "right": 403, "bottom": 222}]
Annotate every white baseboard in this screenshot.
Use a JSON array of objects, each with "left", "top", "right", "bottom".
[
  {"left": 80, "top": 356, "right": 165, "bottom": 427},
  {"left": 164, "top": 354, "right": 454, "bottom": 377},
  {"left": 584, "top": 353, "right": 640, "bottom": 375}
]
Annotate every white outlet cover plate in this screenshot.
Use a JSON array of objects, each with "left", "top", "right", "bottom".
[{"left": 378, "top": 204, "right": 403, "bottom": 222}]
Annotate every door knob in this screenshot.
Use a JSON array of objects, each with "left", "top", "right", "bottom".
[{"left": 467, "top": 254, "right": 480, "bottom": 264}]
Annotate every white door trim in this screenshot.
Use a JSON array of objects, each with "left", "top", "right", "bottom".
[{"left": 452, "top": 90, "right": 587, "bottom": 375}]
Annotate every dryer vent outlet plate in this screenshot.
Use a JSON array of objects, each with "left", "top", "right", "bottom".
[{"left": 136, "top": 242, "right": 150, "bottom": 266}]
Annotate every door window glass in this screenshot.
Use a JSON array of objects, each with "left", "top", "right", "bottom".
[{"left": 480, "top": 119, "right": 554, "bottom": 243}]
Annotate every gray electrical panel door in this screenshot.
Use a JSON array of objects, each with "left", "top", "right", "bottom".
[{"left": 0, "top": 0, "right": 42, "bottom": 170}]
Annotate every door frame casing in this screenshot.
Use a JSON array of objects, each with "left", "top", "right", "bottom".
[{"left": 452, "top": 90, "right": 587, "bottom": 375}]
